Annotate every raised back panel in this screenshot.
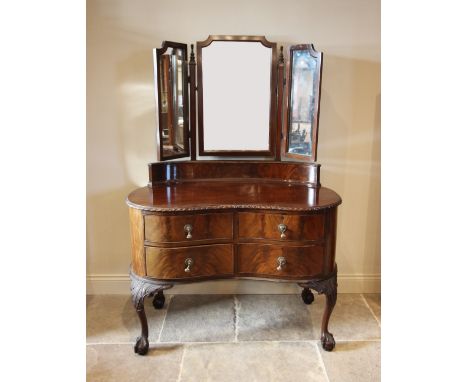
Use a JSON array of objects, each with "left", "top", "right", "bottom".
[{"left": 148, "top": 161, "right": 321, "bottom": 186}]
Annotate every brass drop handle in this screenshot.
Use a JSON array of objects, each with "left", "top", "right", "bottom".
[
  {"left": 184, "top": 258, "right": 194, "bottom": 273},
  {"left": 276, "top": 256, "right": 286, "bottom": 271},
  {"left": 184, "top": 224, "right": 193, "bottom": 239},
  {"left": 278, "top": 223, "right": 287, "bottom": 239}
]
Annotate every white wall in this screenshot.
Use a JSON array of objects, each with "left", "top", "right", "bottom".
[{"left": 87, "top": 0, "right": 380, "bottom": 293}]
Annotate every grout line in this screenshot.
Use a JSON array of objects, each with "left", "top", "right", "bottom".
[
  {"left": 157, "top": 294, "right": 173, "bottom": 343},
  {"left": 86, "top": 338, "right": 381, "bottom": 346},
  {"left": 233, "top": 295, "right": 240, "bottom": 342},
  {"left": 176, "top": 345, "right": 187, "bottom": 382},
  {"left": 360, "top": 294, "right": 381, "bottom": 327},
  {"left": 314, "top": 342, "right": 330, "bottom": 382}
]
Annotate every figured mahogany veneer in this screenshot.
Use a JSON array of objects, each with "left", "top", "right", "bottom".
[
  {"left": 148, "top": 160, "right": 321, "bottom": 186},
  {"left": 237, "top": 243, "right": 324, "bottom": 279},
  {"left": 144, "top": 213, "right": 233, "bottom": 244},
  {"left": 128, "top": 161, "right": 341, "bottom": 281},
  {"left": 129, "top": 208, "right": 145, "bottom": 276},
  {"left": 146, "top": 244, "right": 234, "bottom": 279},
  {"left": 238, "top": 212, "right": 324, "bottom": 242}
]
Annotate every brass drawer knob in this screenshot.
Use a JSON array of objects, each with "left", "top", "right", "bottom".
[
  {"left": 184, "top": 224, "right": 193, "bottom": 239},
  {"left": 278, "top": 223, "right": 287, "bottom": 239},
  {"left": 184, "top": 258, "right": 194, "bottom": 273},
  {"left": 276, "top": 256, "right": 286, "bottom": 271}
]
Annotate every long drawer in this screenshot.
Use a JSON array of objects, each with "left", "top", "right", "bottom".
[
  {"left": 237, "top": 243, "right": 324, "bottom": 278},
  {"left": 145, "top": 244, "right": 234, "bottom": 279},
  {"left": 144, "top": 213, "right": 233, "bottom": 243},
  {"left": 238, "top": 212, "right": 324, "bottom": 241}
]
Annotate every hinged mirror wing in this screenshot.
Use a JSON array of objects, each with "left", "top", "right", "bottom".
[
  {"left": 282, "top": 44, "right": 323, "bottom": 162},
  {"left": 154, "top": 41, "right": 190, "bottom": 161},
  {"left": 197, "top": 35, "right": 278, "bottom": 157}
]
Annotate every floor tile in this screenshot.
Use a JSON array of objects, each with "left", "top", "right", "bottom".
[
  {"left": 319, "top": 341, "right": 381, "bottom": 382},
  {"left": 87, "top": 344, "right": 183, "bottom": 382},
  {"left": 363, "top": 293, "right": 381, "bottom": 324},
  {"left": 309, "top": 293, "right": 381, "bottom": 340},
  {"left": 180, "top": 342, "right": 327, "bottom": 382},
  {"left": 237, "top": 294, "right": 318, "bottom": 341},
  {"left": 87, "top": 295, "right": 168, "bottom": 343},
  {"left": 160, "top": 295, "right": 235, "bottom": 342}
]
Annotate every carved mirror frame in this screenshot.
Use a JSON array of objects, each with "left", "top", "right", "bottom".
[
  {"left": 282, "top": 44, "right": 323, "bottom": 162},
  {"left": 196, "top": 35, "right": 278, "bottom": 157},
  {"left": 155, "top": 41, "right": 190, "bottom": 161}
]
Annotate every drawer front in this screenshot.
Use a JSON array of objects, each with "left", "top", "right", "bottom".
[
  {"left": 238, "top": 212, "right": 324, "bottom": 241},
  {"left": 146, "top": 244, "right": 234, "bottom": 279},
  {"left": 237, "top": 243, "right": 324, "bottom": 278},
  {"left": 144, "top": 213, "right": 233, "bottom": 243}
]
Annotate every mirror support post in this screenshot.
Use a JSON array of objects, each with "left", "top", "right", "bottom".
[
  {"left": 189, "top": 44, "right": 197, "bottom": 160},
  {"left": 275, "top": 46, "right": 285, "bottom": 161}
]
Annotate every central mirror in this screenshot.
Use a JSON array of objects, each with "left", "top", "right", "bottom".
[{"left": 197, "top": 36, "right": 277, "bottom": 157}]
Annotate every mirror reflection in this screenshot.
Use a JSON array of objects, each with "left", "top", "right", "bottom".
[
  {"left": 158, "top": 48, "right": 188, "bottom": 157},
  {"left": 288, "top": 50, "right": 318, "bottom": 156}
]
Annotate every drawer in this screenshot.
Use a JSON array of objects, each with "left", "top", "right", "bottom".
[
  {"left": 144, "top": 213, "right": 233, "bottom": 243},
  {"left": 145, "top": 244, "right": 234, "bottom": 279},
  {"left": 238, "top": 212, "right": 324, "bottom": 241},
  {"left": 237, "top": 243, "right": 324, "bottom": 278}
]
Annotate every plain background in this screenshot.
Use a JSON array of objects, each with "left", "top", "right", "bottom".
[
  {"left": 86, "top": 0, "right": 381, "bottom": 294},
  {"left": 2, "top": 0, "right": 468, "bottom": 381}
]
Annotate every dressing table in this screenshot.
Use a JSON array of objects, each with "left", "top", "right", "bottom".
[{"left": 126, "top": 36, "right": 342, "bottom": 355}]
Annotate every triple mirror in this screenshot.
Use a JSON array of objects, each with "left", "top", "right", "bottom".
[{"left": 153, "top": 36, "right": 322, "bottom": 162}]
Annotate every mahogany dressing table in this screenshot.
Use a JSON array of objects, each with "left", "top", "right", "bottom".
[{"left": 127, "top": 36, "right": 342, "bottom": 355}]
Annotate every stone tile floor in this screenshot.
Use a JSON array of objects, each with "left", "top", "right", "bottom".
[{"left": 87, "top": 293, "right": 381, "bottom": 382}]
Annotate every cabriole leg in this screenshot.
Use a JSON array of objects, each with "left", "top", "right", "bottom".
[
  {"left": 134, "top": 300, "right": 150, "bottom": 355},
  {"left": 299, "top": 266, "right": 338, "bottom": 351},
  {"left": 320, "top": 276, "right": 337, "bottom": 351},
  {"left": 130, "top": 273, "right": 172, "bottom": 355}
]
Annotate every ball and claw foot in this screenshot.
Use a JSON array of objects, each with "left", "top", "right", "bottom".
[
  {"left": 134, "top": 336, "right": 149, "bottom": 355},
  {"left": 152, "top": 291, "right": 165, "bottom": 310},
  {"left": 301, "top": 288, "right": 314, "bottom": 304},
  {"left": 321, "top": 332, "right": 335, "bottom": 351}
]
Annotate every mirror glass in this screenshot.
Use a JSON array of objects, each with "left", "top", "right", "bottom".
[
  {"left": 157, "top": 46, "right": 188, "bottom": 158},
  {"left": 288, "top": 50, "right": 319, "bottom": 156},
  {"left": 199, "top": 40, "right": 273, "bottom": 153}
]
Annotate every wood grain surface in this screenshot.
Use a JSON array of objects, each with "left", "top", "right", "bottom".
[
  {"left": 145, "top": 244, "right": 234, "bottom": 279},
  {"left": 148, "top": 160, "right": 320, "bottom": 186},
  {"left": 238, "top": 212, "right": 324, "bottom": 241},
  {"left": 237, "top": 243, "right": 324, "bottom": 279},
  {"left": 129, "top": 208, "right": 146, "bottom": 276},
  {"left": 128, "top": 181, "right": 340, "bottom": 212},
  {"left": 144, "top": 213, "right": 233, "bottom": 243}
]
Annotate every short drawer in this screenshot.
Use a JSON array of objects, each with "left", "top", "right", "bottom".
[
  {"left": 145, "top": 244, "right": 234, "bottom": 279},
  {"left": 144, "top": 213, "right": 233, "bottom": 243},
  {"left": 237, "top": 243, "right": 324, "bottom": 278},
  {"left": 238, "top": 212, "right": 324, "bottom": 241}
]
